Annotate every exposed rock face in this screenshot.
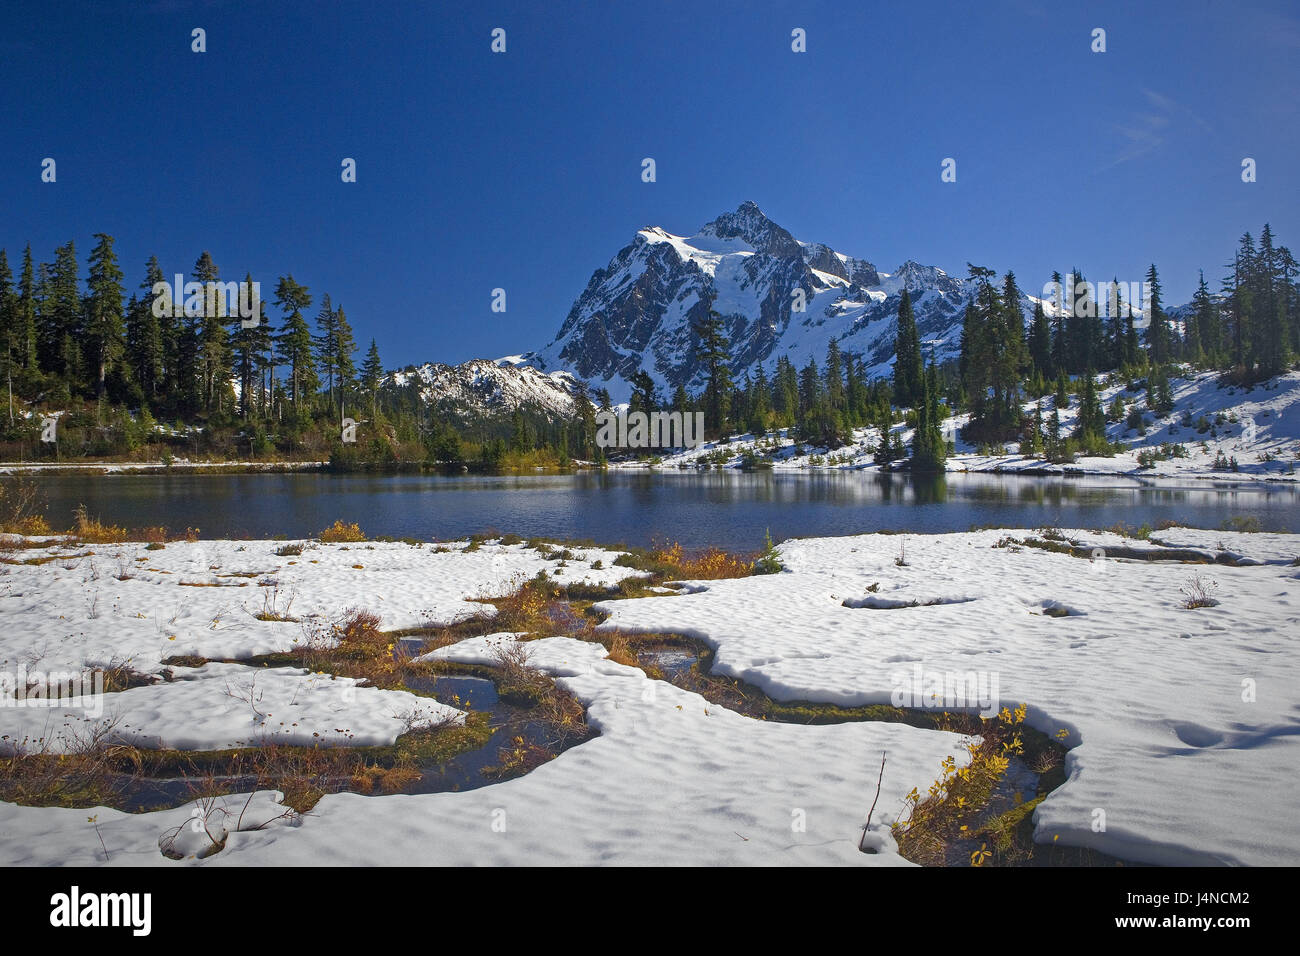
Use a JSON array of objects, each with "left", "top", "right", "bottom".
[{"left": 522, "top": 201, "right": 1054, "bottom": 401}]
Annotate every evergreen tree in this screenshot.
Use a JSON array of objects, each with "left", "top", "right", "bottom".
[
  {"left": 1253, "top": 224, "right": 1291, "bottom": 376},
  {"left": 1045, "top": 407, "right": 1064, "bottom": 462},
  {"left": 911, "top": 359, "right": 947, "bottom": 471},
  {"left": 960, "top": 265, "right": 1022, "bottom": 444},
  {"left": 1073, "top": 371, "right": 1107, "bottom": 450},
  {"left": 14, "top": 246, "right": 37, "bottom": 371},
  {"left": 825, "top": 340, "right": 845, "bottom": 412},
  {"left": 1144, "top": 264, "right": 1171, "bottom": 364},
  {"left": 127, "top": 257, "right": 166, "bottom": 404},
  {"left": 845, "top": 353, "right": 867, "bottom": 423},
  {"left": 772, "top": 356, "right": 799, "bottom": 426},
  {"left": 749, "top": 364, "right": 771, "bottom": 435},
  {"left": 1049, "top": 270, "right": 1068, "bottom": 377},
  {"left": 1055, "top": 370, "right": 1069, "bottom": 409},
  {"left": 629, "top": 369, "right": 657, "bottom": 414},
  {"left": 84, "top": 234, "right": 126, "bottom": 399},
  {"left": 892, "top": 288, "right": 923, "bottom": 407},
  {"left": 334, "top": 305, "right": 357, "bottom": 416},
  {"left": 1191, "top": 270, "right": 1220, "bottom": 366},
  {"left": 1146, "top": 365, "right": 1174, "bottom": 415},
  {"left": 1001, "top": 271, "right": 1028, "bottom": 377},
  {"left": 1027, "top": 401, "right": 1044, "bottom": 457},
  {"left": 230, "top": 272, "right": 270, "bottom": 419},
  {"left": 692, "top": 310, "right": 732, "bottom": 437},
  {"left": 798, "top": 357, "right": 820, "bottom": 417},
  {"left": 192, "top": 251, "right": 229, "bottom": 412},
  {"left": 313, "top": 294, "right": 339, "bottom": 408},
  {"left": 40, "top": 241, "right": 82, "bottom": 388},
  {"left": 1027, "top": 299, "right": 1051, "bottom": 380},
  {"left": 0, "top": 250, "right": 15, "bottom": 420},
  {"left": 273, "top": 276, "right": 315, "bottom": 413},
  {"left": 360, "top": 339, "right": 384, "bottom": 420},
  {"left": 1104, "top": 277, "right": 1126, "bottom": 370}
]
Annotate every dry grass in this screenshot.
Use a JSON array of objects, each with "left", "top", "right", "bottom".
[
  {"left": 69, "top": 504, "right": 128, "bottom": 544},
  {"left": 296, "top": 608, "right": 404, "bottom": 688},
  {"left": 319, "top": 520, "right": 366, "bottom": 543},
  {"left": 486, "top": 573, "right": 573, "bottom": 636},
  {"left": 1180, "top": 573, "right": 1221, "bottom": 609},
  {"left": 0, "top": 476, "right": 52, "bottom": 536},
  {"left": 648, "top": 540, "right": 753, "bottom": 580},
  {"left": 602, "top": 632, "right": 640, "bottom": 668},
  {"left": 489, "top": 641, "right": 588, "bottom": 748},
  {"left": 0, "top": 718, "right": 143, "bottom": 809},
  {"left": 254, "top": 585, "right": 299, "bottom": 622}
]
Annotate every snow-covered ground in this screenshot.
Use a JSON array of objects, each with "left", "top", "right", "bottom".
[
  {"left": 0, "top": 527, "right": 1296, "bottom": 865},
  {"left": 0, "top": 537, "right": 634, "bottom": 753},
  {"left": 597, "top": 528, "right": 1300, "bottom": 865},
  {"left": 622, "top": 368, "right": 1300, "bottom": 483}
]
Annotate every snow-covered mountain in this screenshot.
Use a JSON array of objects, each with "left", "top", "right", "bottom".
[
  {"left": 522, "top": 201, "right": 1138, "bottom": 402},
  {"left": 387, "top": 358, "right": 581, "bottom": 423},
  {"left": 398, "top": 202, "right": 1156, "bottom": 418}
]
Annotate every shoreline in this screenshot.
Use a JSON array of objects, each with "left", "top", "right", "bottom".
[{"left": 3, "top": 456, "right": 1298, "bottom": 484}]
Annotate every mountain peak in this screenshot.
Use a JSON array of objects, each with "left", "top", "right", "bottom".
[{"left": 697, "top": 201, "right": 800, "bottom": 257}]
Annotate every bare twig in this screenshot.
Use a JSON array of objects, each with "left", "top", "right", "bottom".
[{"left": 860, "top": 750, "right": 887, "bottom": 850}]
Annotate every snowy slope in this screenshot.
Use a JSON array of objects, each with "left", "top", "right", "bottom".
[
  {"left": 387, "top": 358, "right": 583, "bottom": 421},
  {"left": 624, "top": 367, "right": 1300, "bottom": 482}
]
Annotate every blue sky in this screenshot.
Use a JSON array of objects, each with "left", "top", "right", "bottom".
[{"left": 1, "top": 0, "right": 1296, "bottom": 368}]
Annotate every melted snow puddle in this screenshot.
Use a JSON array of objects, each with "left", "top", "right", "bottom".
[
  {"left": 398, "top": 672, "right": 587, "bottom": 793},
  {"left": 111, "top": 660, "right": 589, "bottom": 812},
  {"left": 622, "top": 630, "right": 1132, "bottom": 866}
]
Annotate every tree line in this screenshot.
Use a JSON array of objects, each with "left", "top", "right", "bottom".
[
  {"left": 1, "top": 223, "right": 1294, "bottom": 469},
  {"left": 645, "top": 223, "right": 1298, "bottom": 469},
  {"left": 0, "top": 239, "right": 386, "bottom": 425}
]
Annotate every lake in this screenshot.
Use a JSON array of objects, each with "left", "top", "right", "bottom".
[{"left": 28, "top": 470, "right": 1300, "bottom": 552}]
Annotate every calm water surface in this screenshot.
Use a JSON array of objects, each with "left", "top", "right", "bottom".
[{"left": 32, "top": 471, "right": 1300, "bottom": 552}]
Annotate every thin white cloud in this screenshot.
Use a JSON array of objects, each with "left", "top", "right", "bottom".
[{"left": 1099, "top": 88, "right": 1212, "bottom": 170}]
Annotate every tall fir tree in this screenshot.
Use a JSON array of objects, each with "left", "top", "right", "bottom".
[
  {"left": 1144, "top": 263, "right": 1171, "bottom": 365},
  {"left": 40, "top": 241, "right": 83, "bottom": 390},
  {"left": 230, "top": 273, "right": 270, "bottom": 418},
  {"left": 334, "top": 304, "right": 358, "bottom": 417},
  {"left": 273, "top": 276, "right": 315, "bottom": 414},
  {"left": 1027, "top": 299, "right": 1051, "bottom": 381},
  {"left": 892, "top": 288, "right": 923, "bottom": 408},
  {"left": 360, "top": 339, "right": 384, "bottom": 420},
  {"left": 85, "top": 234, "right": 126, "bottom": 398},
  {"left": 15, "top": 246, "right": 37, "bottom": 371},
  {"left": 191, "top": 251, "right": 229, "bottom": 412},
  {"left": 692, "top": 310, "right": 733, "bottom": 437},
  {"left": 0, "top": 250, "right": 15, "bottom": 421},
  {"left": 1190, "top": 270, "right": 1219, "bottom": 367},
  {"left": 126, "top": 257, "right": 166, "bottom": 404}
]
